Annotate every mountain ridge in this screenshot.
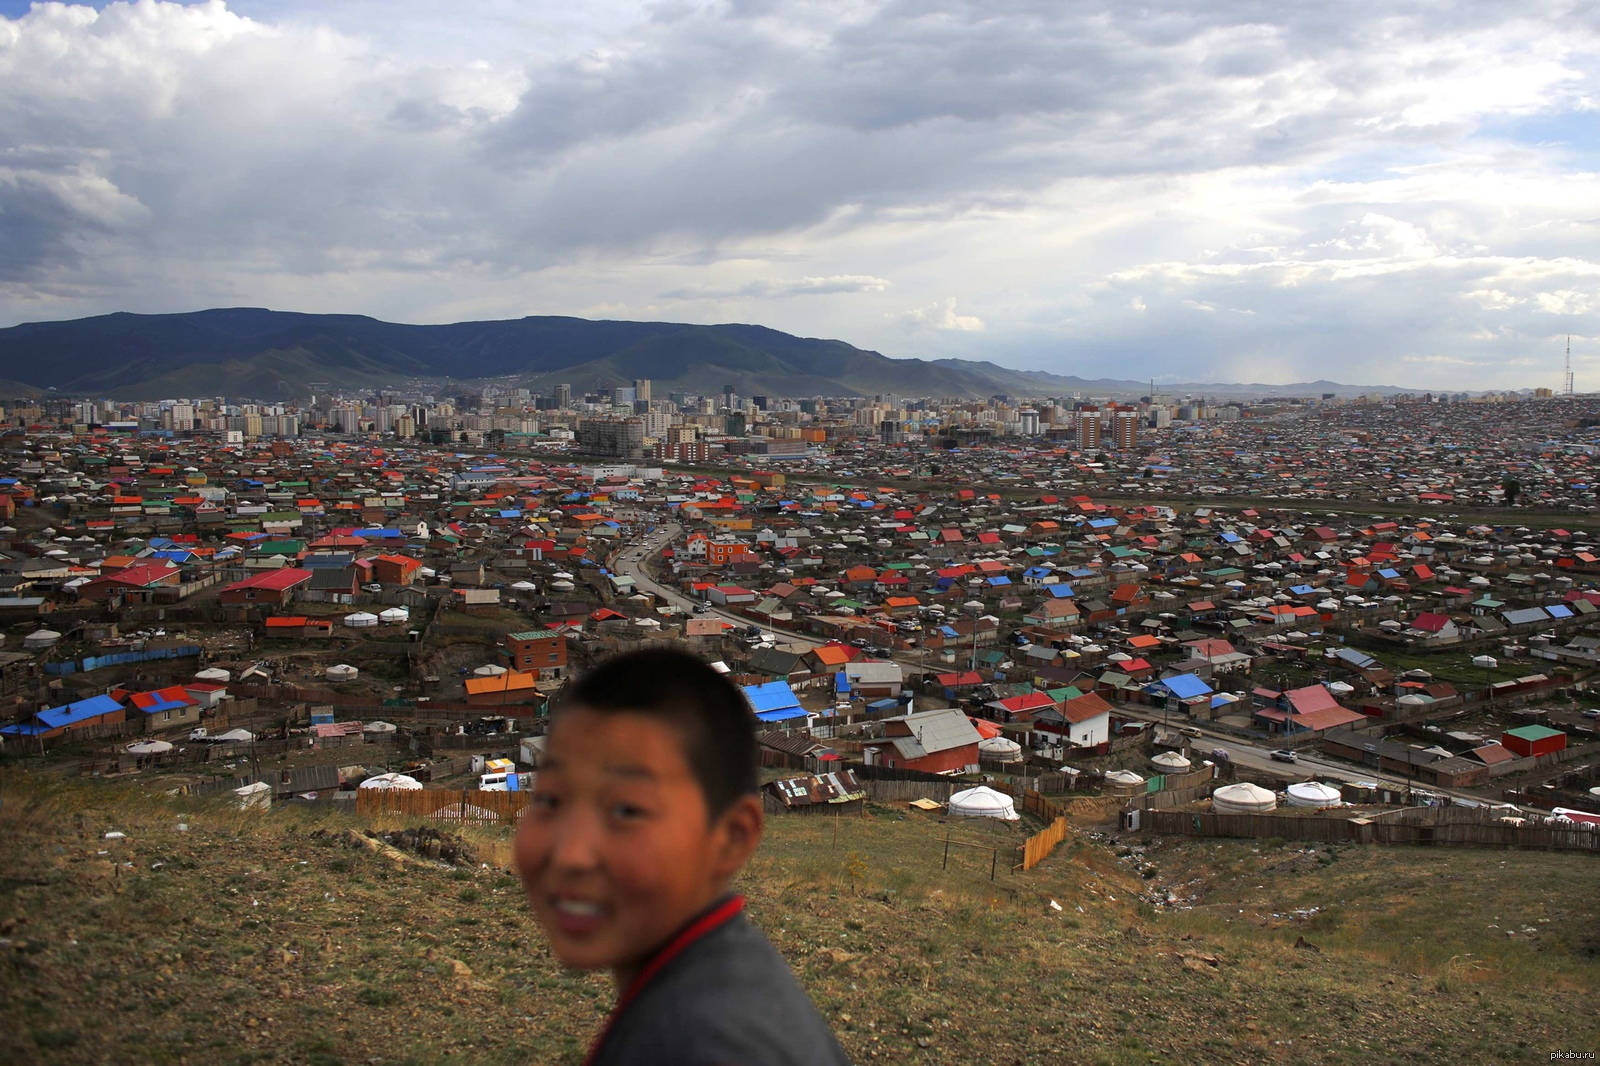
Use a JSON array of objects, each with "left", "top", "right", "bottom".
[{"left": 0, "top": 308, "right": 1422, "bottom": 400}]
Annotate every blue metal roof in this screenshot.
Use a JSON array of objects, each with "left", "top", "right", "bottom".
[
  {"left": 1146, "top": 673, "right": 1213, "bottom": 700},
  {"left": 742, "top": 680, "right": 804, "bottom": 719},
  {"left": 36, "top": 694, "right": 125, "bottom": 730}
]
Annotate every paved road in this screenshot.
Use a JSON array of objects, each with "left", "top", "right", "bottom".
[
  {"left": 1110, "top": 703, "right": 1491, "bottom": 803},
  {"left": 612, "top": 522, "right": 831, "bottom": 651}
]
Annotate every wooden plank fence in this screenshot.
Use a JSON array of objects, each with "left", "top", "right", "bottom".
[
  {"left": 1142, "top": 805, "right": 1600, "bottom": 853},
  {"left": 355, "top": 787, "right": 532, "bottom": 825},
  {"left": 1018, "top": 817, "right": 1068, "bottom": 870}
]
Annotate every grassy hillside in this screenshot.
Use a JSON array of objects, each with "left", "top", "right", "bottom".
[{"left": 1, "top": 776, "right": 1594, "bottom": 1065}]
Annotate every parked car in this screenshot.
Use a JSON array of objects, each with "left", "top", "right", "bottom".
[
  {"left": 1269, "top": 749, "right": 1298, "bottom": 763},
  {"left": 1179, "top": 726, "right": 1204, "bottom": 738},
  {"left": 1582, "top": 709, "right": 1600, "bottom": 719},
  {"left": 693, "top": 603, "right": 709, "bottom": 613}
]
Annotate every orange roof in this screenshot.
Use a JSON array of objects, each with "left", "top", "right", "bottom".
[
  {"left": 811, "top": 645, "right": 855, "bottom": 666},
  {"left": 1127, "top": 634, "right": 1161, "bottom": 649},
  {"left": 464, "top": 671, "right": 538, "bottom": 695},
  {"left": 265, "top": 616, "right": 309, "bottom": 627}
]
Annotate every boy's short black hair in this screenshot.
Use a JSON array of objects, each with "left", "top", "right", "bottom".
[{"left": 557, "top": 648, "right": 758, "bottom": 818}]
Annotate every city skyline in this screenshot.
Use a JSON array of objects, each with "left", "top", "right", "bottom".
[{"left": 0, "top": 1, "right": 1596, "bottom": 391}]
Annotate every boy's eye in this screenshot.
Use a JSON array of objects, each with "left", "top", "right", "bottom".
[
  {"left": 530, "top": 793, "right": 560, "bottom": 813},
  {"left": 609, "top": 802, "right": 646, "bottom": 821}
]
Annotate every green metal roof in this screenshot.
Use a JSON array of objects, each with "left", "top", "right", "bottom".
[{"left": 1504, "top": 724, "right": 1563, "bottom": 742}]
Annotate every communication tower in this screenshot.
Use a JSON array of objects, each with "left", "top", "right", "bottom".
[{"left": 1564, "top": 336, "right": 1574, "bottom": 396}]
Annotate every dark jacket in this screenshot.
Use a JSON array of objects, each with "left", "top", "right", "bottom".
[{"left": 587, "top": 896, "right": 851, "bottom": 1066}]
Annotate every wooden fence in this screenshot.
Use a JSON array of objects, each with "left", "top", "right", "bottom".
[
  {"left": 859, "top": 778, "right": 960, "bottom": 803},
  {"left": 1018, "top": 816, "right": 1068, "bottom": 870},
  {"left": 1142, "top": 805, "right": 1600, "bottom": 853},
  {"left": 355, "top": 787, "right": 532, "bottom": 825}
]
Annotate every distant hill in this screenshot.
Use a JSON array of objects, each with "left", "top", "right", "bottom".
[{"left": 0, "top": 308, "right": 1416, "bottom": 400}]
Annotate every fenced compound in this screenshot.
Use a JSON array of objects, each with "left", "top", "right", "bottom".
[
  {"left": 355, "top": 787, "right": 532, "bottom": 825},
  {"left": 1142, "top": 804, "right": 1600, "bottom": 853},
  {"left": 44, "top": 645, "right": 204, "bottom": 675}
]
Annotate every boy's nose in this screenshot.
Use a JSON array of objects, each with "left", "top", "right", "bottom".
[{"left": 547, "top": 817, "right": 605, "bottom": 874}]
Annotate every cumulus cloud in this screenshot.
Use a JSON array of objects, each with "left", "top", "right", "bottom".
[
  {"left": 895, "top": 298, "right": 984, "bottom": 332},
  {"left": 0, "top": 0, "right": 1596, "bottom": 388}
]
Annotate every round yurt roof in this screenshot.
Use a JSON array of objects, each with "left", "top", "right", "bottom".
[
  {"left": 195, "top": 667, "right": 231, "bottom": 682},
  {"left": 978, "top": 736, "right": 1023, "bottom": 758},
  {"left": 363, "top": 720, "right": 398, "bottom": 734},
  {"left": 1213, "top": 782, "right": 1278, "bottom": 814},
  {"left": 325, "top": 664, "right": 359, "bottom": 680},
  {"left": 344, "top": 611, "right": 379, "bottom": 625},
  {"left": 1150, "top": 751, "right": 1192, "bottom": 772},
  {"left": 358, "top": 772, "right": 422, "bottom": 790},
  {"left": 947, "top": 786, "right": 1020, "bottom": 820},
  {"left": 551, "top": 580, "right": 575, "bottom": 591},
  {"left": 1105, "top": 769, "right": 1146, "bottom": 786},
  {"left": 474, "top": 663, "right": 508, "bottom": 676},
  {"left": 23, "top": 629, "right": 61, "bottom": 646},
  {"left": 1286, "top": 782, "right": 1343, "bottom": 807},
  {"left": 378, "top": 607, "right": 409, "bottom": 621},
  {"left": 511, "top": 581, "right": 537, "bottom": 590},
  {"left": 125, "top": 740, "right": 173, "bottom": 755}
]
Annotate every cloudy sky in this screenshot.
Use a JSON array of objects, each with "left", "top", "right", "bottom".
[{"left": 1, "top": 0, "right": 1597, "bottom": 389}]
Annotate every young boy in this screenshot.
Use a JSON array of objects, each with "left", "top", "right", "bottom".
[{"left": 515, "top": 648, "right": 851, "bottom": 1065}]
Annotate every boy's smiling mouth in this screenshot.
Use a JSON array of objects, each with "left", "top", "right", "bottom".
[{"left": 551, "top": 895, "right": 610, "bottom": 934}]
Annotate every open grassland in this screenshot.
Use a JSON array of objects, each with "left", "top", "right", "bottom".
[{"left": 1, "top": 776, "right": 1596, "bottom": 1065}]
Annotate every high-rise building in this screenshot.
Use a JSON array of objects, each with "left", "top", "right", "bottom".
[
  {"left": 1076, "top": 406, "right": 1102, "bottom": 450},
  {"left": 164, "top": 403, "right": 196, "bottom": 432},
  {"left": 334, "top": 406, "right": 362, "bottom": 434},
  {"left": 577, "top": 417, "right": 645, "bottom": 459},
  {"left": 553, "top": 383, "right": 572, "bottom": 409},
  {"left": 1018, "top": 408, "right": 1040, "bottom": 436},
  {"left": 1111, "top": 407, "right": 1139, "bottom": 449},
  {"left": 633, "top": 378, "right": 651, "bottom": 402}
]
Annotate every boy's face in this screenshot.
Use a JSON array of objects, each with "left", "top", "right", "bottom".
[{"left": 513, "top": 708, "right": 762, "bottom": 975}]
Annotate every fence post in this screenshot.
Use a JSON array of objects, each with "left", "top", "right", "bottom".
[{"left": 942, "top": 833, "right": 950, "bottom": 870}]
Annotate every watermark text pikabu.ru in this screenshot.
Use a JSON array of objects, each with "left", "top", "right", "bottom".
[{"left": 1550, "top": 1053, "right": 1594, "bottom": 1061}]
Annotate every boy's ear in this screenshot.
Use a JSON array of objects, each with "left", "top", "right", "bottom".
[{"left": 710, "top": 793, "right": 764, "bottom": 883}]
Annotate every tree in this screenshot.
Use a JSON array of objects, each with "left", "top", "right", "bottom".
[{"left": 1501, "top": 476, "right": 1521, "bottom": 506}]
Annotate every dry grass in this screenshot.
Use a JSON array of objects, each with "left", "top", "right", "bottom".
[{"left": 2, "top": 775, "right": 1597, "bottom": 1065}]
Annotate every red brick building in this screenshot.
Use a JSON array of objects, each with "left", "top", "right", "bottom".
[
  {"left": 860, "top": 708, "right": 981, "bottom": 775},
  {"left": 370, "top": 554, "right": 424, "bottom": 585},
  {"left": 500, "top": 630, "right": 568, "bottom": 679}
]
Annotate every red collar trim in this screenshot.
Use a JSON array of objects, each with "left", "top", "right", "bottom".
[{"left": 584, "top": 895, "right": 746, "bottom": 1065}]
